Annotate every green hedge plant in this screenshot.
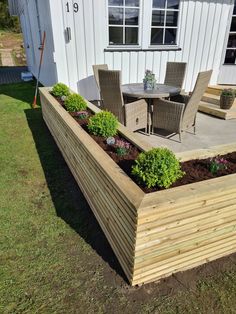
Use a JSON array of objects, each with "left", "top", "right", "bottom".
[
  {"left": 51, "top": 83, "right": 70, "bottom": 98},
  {"left": 88, "top": 111, "right": 118, "bottom": 138},
  {"left": 64, "top": 94, "right": 87, "bottom": 112},
  {"left": 132, "top": 148, "right": 185, "bottom": 189}
]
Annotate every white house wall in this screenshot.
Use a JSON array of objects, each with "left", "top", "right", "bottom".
[
  {"left": 19, "top": 0, "right": 57, "bottom": 86},
  {"left": 49, "top": 0, "right": 233, "bottom": 99}
]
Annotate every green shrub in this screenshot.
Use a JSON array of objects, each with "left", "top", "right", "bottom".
[
  {"left": 221, "top": 88, "right": 236, "bottom": 97},
  {"left": 64, "top": 94, "right": 87, "bottom": 112},
  {"left": 51, "top": 83, "right": 70, "bottom": 97},
  {"left": 88, "top": 111, "right": 118, "bottom": 137},
  {"left": 132, "top": 148, "right": 184, "bottom": 189}
]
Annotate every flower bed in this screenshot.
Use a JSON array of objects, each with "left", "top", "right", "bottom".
[{"left": 39, "top": 87, "right": 236, "bottom": 286}]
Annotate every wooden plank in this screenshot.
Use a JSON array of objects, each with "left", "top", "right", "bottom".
[
  {"left": 40, "top": 87, "right": 236, "bottom": 287},
  {"left": 198, "top": 101, "right": 236, "bottom": 120},
  {"left": 132, "top": 239, "right": 236, "bottom": 285}
]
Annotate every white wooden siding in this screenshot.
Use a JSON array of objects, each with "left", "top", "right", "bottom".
[
  {"left": 18, "top": 0, "right": 57, "bottom": 86},
  {"left": 19, "top": 0, "right": 234, "bottom": 99},
  {"left": 48, "top": 0, "right": 233, "bottom": 99}
]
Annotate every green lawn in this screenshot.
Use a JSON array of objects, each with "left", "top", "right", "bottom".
[{"left": 0, "top": 82, "right": 236, "bottom": 313}]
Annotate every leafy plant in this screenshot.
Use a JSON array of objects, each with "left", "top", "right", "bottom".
[
  {"left": 51, "top": 83, "right": 70, "bottom": 98},
  {"left": 132, "top": 148, "right": 184, "bottom": 189},
  {"left": 209, "top": 157, "right": 228, "bottom": 175},
  {"left": 64, "top": 94, "right": 87, "bottom": 112},
  {"left": 115, "top": 139, "right": 131, "bottom": 156},
  {"left": 88, "top": 111, "right": 118, "bottom": 138},
  {"left": 221, "top": 89, "right": 236, "bottom": 97},
  {"left": 73, "top": 110, "right": 89, "bottom": 119},
  {"left": 143, "top": 69, "right": 157, "bottom": 90}
]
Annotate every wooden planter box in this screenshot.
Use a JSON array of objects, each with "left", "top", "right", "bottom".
[{"left": 39, "top": 87, "right": 236, "bottom": 286}]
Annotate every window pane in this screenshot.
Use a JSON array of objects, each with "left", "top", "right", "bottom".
[
  {"left": 151, "top": 28, "right": 163, "bottom": 44},
  {"left": 153, "top": 0, "right": 166, "bottom": 9},
  {"left": 224, "top": 49, "right": 236, "bottom": 64},
  {"left": 125, "top": 9, "right": 139, "bottom": 25},
  {"left": 125, "top": 27, "right": 138, "bottom": 44},
  {"left": 234, "top": 3, "right": 236, "bottom": 14},
  {"left": 166, "top": 11, "right": 178, "bottom": 27},
  {"left": 230, "top": 17, "right": 236, "bottom": 31},
  {"left": 227, "top": 34, "right": 236, "bottom": 48},
  {"left": 125, "top": 0, "right": 139, "bottom": 7},
  {"left": 109, "top": 27, "right": 123, "bottom": 44},
  {"left": 109, "top": 8, "right": 123, "bottom": 25},
  {"left": 167, "top": 0, "right": 179, "bottom": 9},
  {"left": 165, "top": 28, "right": 177, "bottom": 44},
  {"left": 152, "top": 10, "right": 165, "bottom": 26},
  {"left": 108, "top": 0, "right": 124, "bottom": 6}
]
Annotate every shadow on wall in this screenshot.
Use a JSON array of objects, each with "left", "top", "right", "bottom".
[
  {"left": 77, "top": 75, "right": 99, "bottom": 101},
  {"left": 24, "top": 107, "right": 127, "bottom": 282}
]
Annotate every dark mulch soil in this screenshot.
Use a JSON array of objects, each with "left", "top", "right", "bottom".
[{"left": 55, "top": 96, "right": 236, "bottom": 193}]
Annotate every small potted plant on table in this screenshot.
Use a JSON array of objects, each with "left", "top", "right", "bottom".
[
  {"left": 143, "top": 70, "right": 157, "bottom": 91},
  {"left": 220, "top": 88, "right": 235, "bottom": 110}
]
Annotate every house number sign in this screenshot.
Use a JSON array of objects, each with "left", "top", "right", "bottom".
[{"left": 66, "top": 2, "right": 79, "bottom": 13}]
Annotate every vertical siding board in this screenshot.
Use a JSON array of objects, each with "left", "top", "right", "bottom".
[
  {"left": 137, "top": 51, "right": 146, "bottom": 83},
  {"left": 182, "top": 0, "right": 196, "bottom": 91},
  {"left": 153, "top": 51, "right": 161, "bottom": 83},
  {"left": 121, "top": 52, "right": 130, "bottom": 84},
  {"left": 82, "top": 0, "right": 95, "bottom": 76},
  {"left": 186, "top": 0, "right": 203, "bottom": 91},
  {"left": 211, "top": 0, "right": 232, "bottom": 84},
  {"left": 130, "top": 52, "right": 138, "bottom": 83},
  {"left": 113, "top": 52, "right": 122, "bottom": 70},
  {"left": 93, "top": 0, "right": 107, "bottom": 64},
  {"left": 207, "top": 0, "right": 224, "bottom": 72},
  {"left": 49, "top": 0, "right": 69, "bottom": 85}
]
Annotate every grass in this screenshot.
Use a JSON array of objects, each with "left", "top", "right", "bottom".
[{"left": 0, "top": 82, "right": 236, "bottom": 313}]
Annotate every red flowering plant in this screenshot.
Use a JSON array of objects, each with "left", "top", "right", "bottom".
[
  {"left": 115, "top": 139, "right": 131, "bottom": 157},
  {"left": 209, "top": 157, "right": 228, "bottom": 175}
]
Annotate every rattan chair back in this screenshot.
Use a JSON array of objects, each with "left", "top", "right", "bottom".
[
  {"left": 182, "top": 70, "right": 212, "bottom": 130},
  {"left": 98, "top": 69, "right": 125, "bottom": 124},
  {"left": 164, "top": 62, "right": 187, "bottom": 89},
  {"left": 93, "top": 64, "right": 108, "bottom": 91}
]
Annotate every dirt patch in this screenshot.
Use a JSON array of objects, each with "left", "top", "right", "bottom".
[
  {"left": 0, "top": 31, "right": 23, "bottom": 50},
  {"left": 67, "top": 105, "right": 236, "bottom": 193},
  {"left": 12, "top": 48, "right": 26, "bottom": 66}
]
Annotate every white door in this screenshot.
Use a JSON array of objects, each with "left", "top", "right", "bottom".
[
  {"left": 218, "top": 0, "right": 236, "bottom": 84},
  {"left": 61, "top": 0, "right": 80, "bottom": 92},
  {"left": 21, "top": 10, "right": 35, "bottom": 71}
]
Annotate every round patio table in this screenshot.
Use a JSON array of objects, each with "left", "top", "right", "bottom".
[{"left": 122, "top": 83, "right": 181, "bottom": 134}]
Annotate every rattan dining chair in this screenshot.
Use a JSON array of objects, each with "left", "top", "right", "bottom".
[
  {"left": 164, "top": 62, "right": 187, "bottom": 89},
  {"left": 98, "top": 69, "right": 148, "bottom": 132},
  {"left": 93, "top": 64, "right": 108, "bottom": 106},
  {"left": 152, "top": 70, "right": 212, "bottom": 142}
]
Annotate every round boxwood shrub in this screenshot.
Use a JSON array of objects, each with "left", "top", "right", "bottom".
[
  {"left": 132, "top": 148, "right": 184, "bottom": 189},
  {"left": 88, "top": 111, "right": 118, "bottom": 138},
  {"left": 64, "top": 94, "right": 87, "bottom": 112},
  {"left": 51, "top": 83, "right": 70, "bottom": 97}
]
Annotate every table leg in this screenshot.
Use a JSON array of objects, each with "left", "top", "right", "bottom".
[{"left": 147, "top": 99, "right": 153, "bottom": 135}]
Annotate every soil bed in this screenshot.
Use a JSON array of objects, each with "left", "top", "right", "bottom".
[{"left": 55, "top": 95, "right": 236, "bottom": 193}]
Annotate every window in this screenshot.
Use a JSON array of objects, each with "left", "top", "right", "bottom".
[
  {"left": 224, "top": 0, "right": 236, "bottom": 64},
  {"left": 151, "top": 0, "right": 180, "bottom": 45},
  {"left": 108, "top": 0, "right": 140, "bottom": 45}
]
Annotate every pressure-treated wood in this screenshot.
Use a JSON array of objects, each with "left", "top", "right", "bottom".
[
  {"left": 199, "top": 101, "right": 236, "bottom": 119},
  {"left": 40, "top": 87, "right": 236, "bottom": 286}
]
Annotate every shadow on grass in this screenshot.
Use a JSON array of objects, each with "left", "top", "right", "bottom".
[
  {"left": 24, "top": 107, "right": 126, "bottom": 282},
  {"left": 0, "top": 80, "right": 38, "bottom": 104}
]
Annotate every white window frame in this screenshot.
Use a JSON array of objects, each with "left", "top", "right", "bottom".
[
  {"left": 107, "top": 0, "right": 142, "bottom": 48},
  {"left": 106, "top": 0, "right": 181, "bottom": 50},
  {"left": 224, "top": 7, "right": 236, "bottom": 65},
  {"left": 150, "top": 0, "right": 180, "bottom": 47}
]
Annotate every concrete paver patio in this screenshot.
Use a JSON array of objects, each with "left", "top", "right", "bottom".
[{"left": 136, "top": 112, "right": 236, "bottom": 153}]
